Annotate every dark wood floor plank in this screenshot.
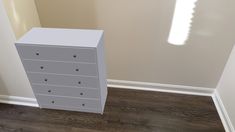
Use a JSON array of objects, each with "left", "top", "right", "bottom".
[{"left": 0, "top": 88, "right": 224, "bottom": 132}]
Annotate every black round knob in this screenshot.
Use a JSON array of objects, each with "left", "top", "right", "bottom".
[
  {"left": 80, "top": 93, "right": 83, "bottom": 95},
  {"left": 73, "top": 55, "right": 77, "bottom": 58},
  {"left": 36, "top": 52, "right": 39, "bottom": 56},
  {"left": 51, "top": 101, "right": 55, "bottom": 104},
  {"left": 75, "top": 68, "right": 79, "bottom": 71},
  {"left": 44, "top": 79, "right": 48, "bottom": 82},
  {"left": 82, "top": 103, "right": 85, "bottom": 106},
  {"left": 78, "top": 81, "right": 81, "bottom": 84},
  {"left": 48, "top": 90, "right": 51, "bottom": 93},
  {"left": 40, "top": 66, "right": 44, "bottom": 69}
]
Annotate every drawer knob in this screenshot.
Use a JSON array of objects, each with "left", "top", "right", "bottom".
[
  {"left": 82, "top": 103, "right": 85, "bottom": 107},
  {"left": 44, "top": 79, "right": 48, "bottom": 82},
  {"left": 75, "top": 68, "right": 79, "bottom": 71},
  {"left": 78, "top": 81, "right": 81, "bottom": 84},
  {"left": 40, "top": 66, "right": 44, "bottom": 69},
  {"left": 80, "top": 92, "right": 83, "bottom": 95},
  {"left": 48, "top": 90, "right": 51, "bottom": 93},
  {"left": 73, "top": 55, "right": 77, "bottom": 58},
  {"left": 36, "top": 52, "right": 39, "bottom": 56},
  {"left": 51, "top": 101, "right": 55, "bottom": 104}
]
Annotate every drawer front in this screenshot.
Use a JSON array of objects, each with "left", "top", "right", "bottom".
[
  {"left": 32, "top": 84, "right": 99, "bottom": 98},
  {"left": 23, "top": 60, "right": 98, "bottom": 76},
  {"left": 16, "top": 45, "right": 97, "bottom": 63},
  {"left": 36, "top": 95, "right": 100, "bottom": 110},
  {"left": 39, "top": 104, "right": 100, "bottom": 113},
  {"left": 28, "top": 73, "right": 99, "bottom": 88}
]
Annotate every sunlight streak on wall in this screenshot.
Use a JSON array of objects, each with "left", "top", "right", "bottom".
[
  {"left": 10, "top": 0, "right": 19, "bottom": 25},
  {"left": 2, "top": 0, "right": 41, "bottom": 39},
  {"left": 168, "top": 0, "right": 198, "bottom": 45}
]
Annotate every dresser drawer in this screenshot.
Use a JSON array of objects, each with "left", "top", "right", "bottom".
[
  {"left": 39, "top": 104, "right": 100, "bottom": 113},
  {"left": 36, "top": 95, "right": 100, "bottom": 110},
  {"left": 32, "top": 84, "right": 99, "bottom": 98},
  {"left": 28, "top": 73, "right": 99, "bottom": 88},
  {"left": 23, "top": 60, "right": 98, "bottom": 76},
  {"left": 16, "top": 45, "right": 97, "bottom": 63}
]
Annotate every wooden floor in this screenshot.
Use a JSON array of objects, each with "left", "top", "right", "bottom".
[{"left": 0, "top": 88, "right": 224, "bottom": 132}]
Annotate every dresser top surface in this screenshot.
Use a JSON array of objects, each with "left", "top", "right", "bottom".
[{"left": 16, "top": 28, "right": 103, "bottom": 48}]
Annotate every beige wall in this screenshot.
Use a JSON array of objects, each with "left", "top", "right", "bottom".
[
  {"left": 3, "top": 0, "right": 41, "bottom": 39},
  {"left": 35, "top": 0, "right": 235, "bottom": 88},
  {"left": 217, "top": 45, "right": 235, "bottom": 131},
  {"left": 0, "top": 0, "right": 34, "bottom": 97}
]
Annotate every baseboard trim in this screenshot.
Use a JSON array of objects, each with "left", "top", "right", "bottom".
[
  {"left": 0, "top": 95, "right": 38, "bottom": 107},
  {"left": 212, "top": 90, "right": 234, "bottom": 132},
  {"left": 0, "top": 80, "right": 214, "bottom": 108},
  {"left": 107, "top": 79, "right": 214, "bottom": 96},
  {"left": 108, "top": 79, "right": 233, "bottom": 131},
  {"left": 1, "top": 80, "right": 232, "bottom": 132}
]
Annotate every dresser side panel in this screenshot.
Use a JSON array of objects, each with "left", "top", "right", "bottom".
[{"left": 96, "top": 35, "right": 107, "bottom": 113}]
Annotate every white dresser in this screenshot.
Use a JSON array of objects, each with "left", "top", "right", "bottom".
[{"left": 15, "top": 28, "right": 107, "bottom": 114}]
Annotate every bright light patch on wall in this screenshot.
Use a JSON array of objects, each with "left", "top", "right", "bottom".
[
  {"left": 10, "top": 0, "right": 19, "bottom": 24},
  {"left": 168, "top": 0, "right": 198, "bottom": 45}
]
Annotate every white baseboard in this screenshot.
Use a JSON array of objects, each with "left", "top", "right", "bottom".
[
  {"left": 107, "top": 79, "right": 214, "bottom": 96},
  {"left": 1, "top": 79, "right": 232, "bottom": 132},
  {"left": 109, "top": 79, "right": 234, "bottom": 131},
  {"left": 212, "top": 90, "right": 235, "bottom": 132},
  {"left": 0, "top": 95, "right": 38, "bottom": 107},
  {"left": 0, "top": 80, "right": 214, "bottom": 108}
]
